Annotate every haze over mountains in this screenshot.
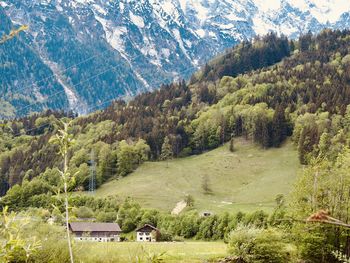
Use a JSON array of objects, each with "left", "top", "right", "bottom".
[{"left": 1, "top": 0, "right": 350, "bottom": 117}]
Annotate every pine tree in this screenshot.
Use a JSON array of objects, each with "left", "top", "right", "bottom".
[
  {"left": 344, "top": 105, "right": 350, "bottom": 133},
  {"left": 229, "top": 136, "right": 234, "bottom": 152},
  {"left": 271, "top": 105, "right": 288, "bottom": 147},
  {"left": 184, "top": 194, "right": 195, "bottom": 207},
  {"left": 202, "top": 175, "right": 212, "bottom": 194},
  {"left": 161, "top": 137, "right": 173, "bottom": 168},
  {"left": 318, "top": 132, "right": 331, "bottom": 159},
  {"left": 297, "top": 125, "right": 319, "bottom": 164}
]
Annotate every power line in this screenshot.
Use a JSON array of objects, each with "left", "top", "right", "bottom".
[
  {"left": 10, "top": 45, "right": 176, "bottom": 115},
  {"left": 1, "top": 10, "right": 172, "bottom": 101},
  {"left": 0, "top": 6, "right": 204, "bottom": 112},
  {"left": 0, "top": 41, "right": 119, "bottom": 99},
  {"left": 0, "top": 8, "right": 146, "bottom": 99},
  {"left": 13, "top": 63, "right": 122, "bottom": 115},
  {"left": 12, "top": 60, "right": 200, "bottom": 120},
  {"left": 7, "top": 61, "right": 201, "bottom": 138},
  {"left": 0, "top": 9, "right": 202, "bottom": 116}
]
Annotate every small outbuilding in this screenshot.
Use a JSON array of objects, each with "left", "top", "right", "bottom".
[
  {"left": 201, "top": 211, "right": 212, "bottom": 217},
  {"left": 69, "top": 222, "right": 121, "bottom": 242},
  {"left": 135, "top": 224, "right": 160, "bottom": 242}
]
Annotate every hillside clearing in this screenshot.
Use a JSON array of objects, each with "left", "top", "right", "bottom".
[
  {"left": 94, "top": 138, "right": 299, "bottom": 213},
  {"left": 171, "top": 200, "right": 187, "bottom": 215}
]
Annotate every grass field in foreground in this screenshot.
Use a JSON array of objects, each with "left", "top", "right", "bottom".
[
  {"left": 94, "top": 138, "right": 299, "bottom": 213},
  {"left": 76, "top": 241, "right": 227, "bottom": 263}
]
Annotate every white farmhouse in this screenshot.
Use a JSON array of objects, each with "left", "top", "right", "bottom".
[{"left": 136, "top": 224, "right": 160, "bottom": 242}]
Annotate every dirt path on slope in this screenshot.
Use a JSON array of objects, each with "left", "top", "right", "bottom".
[{"left": 171, "top": 200, "right": 187, "bottom": 215}]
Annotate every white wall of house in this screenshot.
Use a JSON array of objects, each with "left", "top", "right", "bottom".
[
  {"left": 74, "top": 234, "right": 120, "bottom": 242},
  {"left": 136, "top": 231, "right": 153, "bottom": 242}
]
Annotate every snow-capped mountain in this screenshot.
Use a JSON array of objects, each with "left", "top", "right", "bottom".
[{"left": 0, "top": 0, "right": 350, "bottom": 117}]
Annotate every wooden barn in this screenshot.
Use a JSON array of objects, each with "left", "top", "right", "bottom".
[
  {"left": 69, "top": 222, "right": 121, "bottom": 242},
  {"left": 135, "top": 224, "right": 160, "bottom": 242}
]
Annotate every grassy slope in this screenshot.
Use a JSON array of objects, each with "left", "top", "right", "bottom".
[
  {"left": 95, "top": 138, "right": 299, "bottom": 213},
  {"left": 77, "top": 241, "right": 226, "bottom": 263}
]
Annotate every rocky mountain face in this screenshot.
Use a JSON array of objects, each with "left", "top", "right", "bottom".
[{"left": 0, "top": 0, "right": 350, "bottom": 117}]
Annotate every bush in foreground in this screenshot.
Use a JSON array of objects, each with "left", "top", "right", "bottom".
[{"left": 227, "top": 225, "right": 294, "bottom": 263}]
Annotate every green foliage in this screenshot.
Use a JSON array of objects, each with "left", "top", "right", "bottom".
[
  {"left": 117, "top": 199, "right": 142, "bottom": 232},
  {"left": 160, "top": 137, "right": 173, "bottom": 167},
  {"left": 194, "top": 33, "right": 290, "bottom": 83},
  {"left": 184, "top": 194, "right": 195, "bottom": 207},
  {"left": 228, "top": 225, "right": 292, "bottom": 263},
  {"left": 4, "top": 29, "right": 350, "bottom": 200},
  {"left": 32, "top": 238, "right": 72, "bottom": 263},
  {"left": 333, "top": 250, "right": 350, "bottom": 263},
  {"left": 294, "top": 226, "right": 335, "bottom": 263},
  {"left": 0, "top": 207, "right": 41, "bottom": 263},
  {"left": 158, "top": 230, "right": 173, "bottom": 242},
  {"left": 94, "top": 139, "right": 298, "bottom": 214},
  {"left": 96, "top": 211, "right": 118, "bottom": 223},
  {"left": 74, "top": 206, "right": 94, "bottom": 219},
  {"left": 229, "top": 137, "right": 234, "bottom": 152},
  {"left": 201, "top": 175, "right": 212, "bottom": 194},
  {"left": 3, "top": 29, "right": 350, "bottom": 263},
  {"left": 117, "top": 140, "right": 150, "bottom": 177},
  {"left": 290, "top": 148, "right": 350, "bottom": 262},
  {"left": 49, "top": 121, "right": 75, "bottom": 263},
  {"left": 291, "top": 150, "right": 350, "bottom": 221}
]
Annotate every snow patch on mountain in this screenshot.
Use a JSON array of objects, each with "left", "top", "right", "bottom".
[
  {"left": 172, "top": 28, "right": 191, "bottom": 61},
  {"left": 42, "top": 58, "right": 86, "bottom": 114},
  {"left": 0, "top": 1, "right": 8, "bottom": 7},
  {"left": 92, "top": 4, "right": 107, "bottom": 15},
  {"left": 129, "top": 11, "right": 145, "bottom": 28},
  {"left": 95, "top": 15, "right": 127, "bottom": 52},
  {"left": 290, "top": 0, "right": 350, "bottom": 23},
  {"left": 254, "top": 0, "right": 281, "bottom": 12},
  {"left": 195, "top": 28, "right": 205, "bottom": 38}
]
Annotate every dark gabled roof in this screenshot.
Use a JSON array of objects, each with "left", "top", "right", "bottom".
[
  {"left": 135, "top": 224, "right": 159, "bottom": 232},
  {"left": 69, "top": 222, "right": 121, "bottom": 232}
]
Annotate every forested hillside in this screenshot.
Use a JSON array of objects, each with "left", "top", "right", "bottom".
[
  {"left": 3, "top": 29, "right": 350, "bottom": 263},
  {"left": 1, "top": 29, "right": 350, "bottom": 201}
]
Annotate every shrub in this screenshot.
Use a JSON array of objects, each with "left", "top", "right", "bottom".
[
  {"left": 296, "top": 227, "right": 335, "bottom": 263},
  {"left": 32, "top": 239, "right": 73, "bottom": 263},
  {"left": 96, "top": 211, "right": 118, "bottom": 222},
  {"left": 158, "top": 230, "right": 173, "bottom": 241},
  {"left": 184, "top": 194, "right": 195, "bottom": 207},
  {"left": 178, "top": 147, "right": 192, "bottom": 157},
  {"left": 228, "top": 225, "right": 292, "bottom": 263},
  {"left": 75, "top": 206, "right": 94, "bottom": 219}
]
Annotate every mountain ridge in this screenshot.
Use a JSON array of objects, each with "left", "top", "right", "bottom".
[{"left": 1, "top": 0, "right": 350, "bottom": 117}]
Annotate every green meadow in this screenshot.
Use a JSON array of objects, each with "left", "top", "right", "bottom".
[
  {"left": 76, "top": 241, "right": 226, "bottom": 263},
  {"left": 95, "top": 138, "right": 299, "bottom": 213}
]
